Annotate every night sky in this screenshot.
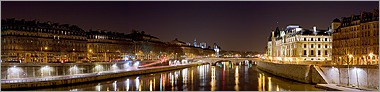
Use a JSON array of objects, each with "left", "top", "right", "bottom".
[{"left": 2, "top": 1, "right": 378, "bottom": 52}]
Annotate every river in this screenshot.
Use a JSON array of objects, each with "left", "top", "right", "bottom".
[{"left": 27, "top": 62, "right": 323, "bottom": 91}]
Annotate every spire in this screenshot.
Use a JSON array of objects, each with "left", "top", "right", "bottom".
[
  {"left": 274, "top": 27, "right": 280, "bottom": 38},
  {"left": 193, "top": 38, "right": 197, "bottom": 47},
  {"left": 276, "top": 21, "right": 279, "bottom": 27}
]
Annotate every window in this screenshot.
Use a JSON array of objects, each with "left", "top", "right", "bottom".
[
  {"left": 304, "top": 38, "right": 306, "bottom": 41},
  {"left": 311, "top": 50, "right": 314, "bottom": 55},
  {"left": 318, "top": 44, "right": 321, "bottom": 48},
  {"left": 304, "top": 50, "right": 307, "bottom": 55},
  {"left": 325, "top": 50, "right": 328, "bottom": 55},
  {"left": 311, "top": 38, "right": 313, "bottom": 41},
  {"left": 318, "top": 50, "right": 321, "bottom": 55},
  {"left": 304, "top": 44, "right": 307, "bottom": 48},
  {"left": 311, "top": 44, "right": 314, "bottom": 48},
  {"left": 325, "top": 44, "right": 328, "bottom": 48},
  {"left": 318, "top": 38, "right": 320, "bottom": 41}
]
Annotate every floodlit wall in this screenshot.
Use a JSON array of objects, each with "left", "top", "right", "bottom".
[{"left": 319, "top": 65, "right": 379, "bottom": 89}]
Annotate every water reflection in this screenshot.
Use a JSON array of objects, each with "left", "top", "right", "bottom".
[
  {"left": 26, "top": 63, "right": 323, "bottom": 91},
  {"left": 210, "top": 66, "right": 216, "bottom": 91},
  {"left": 235, "top": 65, "right": 239, "bottom": 91},
  {"left": 125, "top": 79, "right": 130, "bottom": 91}
]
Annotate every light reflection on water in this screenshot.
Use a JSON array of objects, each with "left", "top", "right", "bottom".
[{"left": 28, "top": 62, "right": 323, "bottom": 91}]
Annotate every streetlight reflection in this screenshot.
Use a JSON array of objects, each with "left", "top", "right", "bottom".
[
  {"left": 234, "top": 66, "right": 239, "bottom": 91},
  {"left": 125, "top": 79, "right": 130, "bottom": 91},
  {"left": 210, "top": 66, "right": 216, "bottom": 91}
]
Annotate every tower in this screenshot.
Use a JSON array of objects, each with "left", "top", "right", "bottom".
[
  {"left": 213, "top": 43, "right": 220, "bottom": 57},
  {"left": 193, "top": 38, "right": 197, "bottom": 47}
]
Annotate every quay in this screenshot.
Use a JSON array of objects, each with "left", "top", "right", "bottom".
[{"left": 1, "top": 62, "right": 208, "bottom": 89}]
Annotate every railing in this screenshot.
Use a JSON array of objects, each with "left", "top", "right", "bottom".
[{"left": 1, "top": 62, "right": 200, "bottom": 84}]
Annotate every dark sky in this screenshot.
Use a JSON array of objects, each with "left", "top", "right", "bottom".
[{"left": 2, "top": 1, "right": 378, "bottom": 52}]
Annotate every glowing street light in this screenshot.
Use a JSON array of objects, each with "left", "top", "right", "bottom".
[
  {"left": 44, "top": 47, "right": 48, "bottom": 50},
  {"left": 369, "top": 53, "right": 374, "bottom": 64},
  {"left": 347, "top": 54, "right": 353, "bottom": 86},
  {"left": 41, "top": 65, "right": 53, "bottom": 77}
]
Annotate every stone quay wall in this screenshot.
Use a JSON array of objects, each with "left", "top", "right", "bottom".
[
  {"left": 256, "top": 60, "right": 379, "bottom": 90},
  {"left": 256, "top": 60, "right": 327, "bottom": 84},
  {"left": 319, "top": 65, "right": 379, "bottom": 89},
  {"left": 1, "top": 63, "right": 207, "bottom": 89}
]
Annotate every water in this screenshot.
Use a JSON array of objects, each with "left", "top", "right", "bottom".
[{"left": 26, "top": 62, "right": 323, "bottom": 91}]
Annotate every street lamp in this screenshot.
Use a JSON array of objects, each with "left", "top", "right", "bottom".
[
  {"left": 88, "top": 49, "right": 93, "bottom": 62},
  {"left": 369, "top": 53, "right": 373, "bottom": 65},
  {"left": 347, "top": 54, "right": 353, "bottom": 86},
  {"left": 338, "top": 56, "right": 342, "bottom": 85},
  {"left": 42, "top": 46, "right": 48, "bottom": 63},
  {"left": 367, "top": 53, "right": 373, "bottom": 87}
]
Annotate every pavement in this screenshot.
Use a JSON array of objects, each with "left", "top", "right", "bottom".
[
  {"left": 1, "top": 62, "right": 201, "bottom": 84},
  {"left": 316, "top": 84, "right": 378, "bottom": 91}
]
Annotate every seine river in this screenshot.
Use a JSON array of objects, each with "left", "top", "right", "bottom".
[{"left": 27, "top": 62, "right": 323, "bottom": 91}]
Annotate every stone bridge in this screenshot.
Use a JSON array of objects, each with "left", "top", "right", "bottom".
[{"left": 194, "top": 57, "right": 259, "bottom": 65}]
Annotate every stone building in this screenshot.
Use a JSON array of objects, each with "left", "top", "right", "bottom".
[
  {"left": 1, "top": 18, "right": 87, "bottom": 63},
  {"left": 331, "top": 9, "right": 379, "bottom": 65},
  {"left": 127, "top": 30, "right": 176, "bottom": 60},
  {"left": 86, "top": 30, "right": 134, "bottom": 62},
  {"left": 266, "top": 25, "right": 333, "bottom": 62},
  {"left": 1, "top": 18, "right": 217, "bottom": 63},
  {"left": 169, "top": 38, "right": 215, "bottom": 58}
]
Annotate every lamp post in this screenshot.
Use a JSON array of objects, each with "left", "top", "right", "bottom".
[
  {"left": 369, "top": 53, "right": 373, "bottom": 65},
  {"left": 367, "top": 53, "right": 373, "bottom": 87},
  {"left": 338, "top": 56, "right": 342, "bottom": 85},
  {"left": 43, "top": 46, "right": 48, "bottom": 63},
  {"left": 88, "top": 49, "right": 93, "bottom": 62},
  {"left": 347, "top": 54, "right": 353, "bottom": 86}
]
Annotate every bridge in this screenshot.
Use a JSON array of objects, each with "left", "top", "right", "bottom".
[{"left": 193, "top": 57, "right": 258, "bottom": 65}]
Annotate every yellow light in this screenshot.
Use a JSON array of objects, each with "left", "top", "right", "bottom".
[
  {"left": 348, "top": 54, "right": 353, "bottom": 58},
  {"left": 369, "top": 53, "right": 374, "bottom": 57},
  {"left": 44, "top": 47, "right": 48, "bottom": 50}
]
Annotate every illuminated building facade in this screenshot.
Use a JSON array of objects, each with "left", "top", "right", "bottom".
[
  {"left": 127, "top": 30, "right": 173, "bottom": 60},
  {"left": 86, "top": 30, "right": 134, "bottom": 62},
  {"left": 332, "top": 9, "right": 379, "bottom": 65},
  {"left": 1, "top": 18, "right": 218, "bottom": 63},
  {"left": 169, "top": 38, "right": 215, "bottom": 58},
  {"left": 266, "top": 25, "right": 332, "bottom": 62},
  {"left": 1, "top": 18, "right": 87, "bottom": 63}
]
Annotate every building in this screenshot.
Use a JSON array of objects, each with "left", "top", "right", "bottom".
[
  {"left": 1, "top": 18, "right": 218, "bottom": 63},
  {"left": 1, "top": 18, "right": 87, "bottom": 63},
  {"left": 193, "top": 38, "right": 198, "bottom": 47},
  {"left": 331, "top": 9, "right": 379, "bottom": 65},
  {"left": 169, "top": 38, "right": 214, "bottom": 58},
  {"left": 266, "top": 25, "right": 333, "bottom": 62},
  {"left": 200, "top": 42, "right": 207, "bottom": 49},
  {"left": 86, "top": 30, "right": 134, "bottom": 62}
]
